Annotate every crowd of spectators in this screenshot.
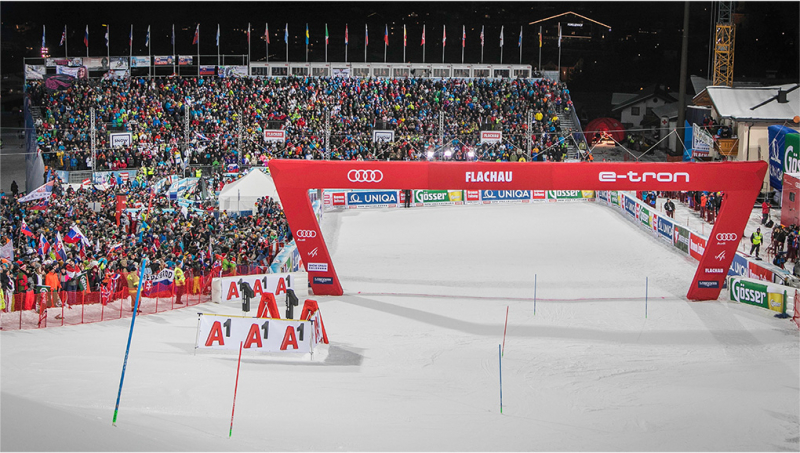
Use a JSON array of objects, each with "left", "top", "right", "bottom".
[
  {"left": 25, "top": 75, "right": 577, "bottom": 173},
  {"left": 0, "top": 170, "right": 290, "bottom": 313}
]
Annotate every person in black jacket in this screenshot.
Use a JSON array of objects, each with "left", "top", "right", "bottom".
[{"left": 664, "top": 199, "right": 675, "bottom": 218}]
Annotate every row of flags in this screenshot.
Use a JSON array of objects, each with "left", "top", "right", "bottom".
[{"left": 44, "top": 23, "right": 553, "bottom": 50}]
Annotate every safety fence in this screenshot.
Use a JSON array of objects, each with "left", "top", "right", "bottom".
[{"left": 0, "top": 265, "right": 269, "bottom": 331}]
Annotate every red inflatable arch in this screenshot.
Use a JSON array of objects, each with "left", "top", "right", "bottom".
[
  {"left": 269, "top": 160, "right": 767, "bottom": 301},
  {"left": 584, "top": 117, "right": 627, "bottom": 143}
]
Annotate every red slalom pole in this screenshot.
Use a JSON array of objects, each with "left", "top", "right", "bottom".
[
  {"left": 229, "top": 341, "right": 243, "bottom": 437},
  {"left": 502, "top": 306, "right": 509, "bottom": 357}
]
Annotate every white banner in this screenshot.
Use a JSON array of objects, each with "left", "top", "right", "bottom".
[
  {"left": 109, "top": 132, "right": 132, "bottom": 147},
  {"left": 56, "top": 65, "right": 88, "bottom": 79},
  {"left": 480, "top": 131, "right": 503, "bottom": 144},
  {"left": 130, "top": 56, "right": 151, "bottom": 68},
  {"left": 264, "top": 130, "right": 286, "bottom": 143},
  {"left": 692, "top": 123, "right": 713, "bottom": 156},
  {"left": 372, "top": 130, "right": 395, "bottom": 142},
  {"left": 219, "top": 66, "right": 248, "bottom": 78},
  {"left": 211, "top": 272, "right": 307, "bottom": 303},
  {"left": 25, "top": 65, "right": 46, "bottom": 80},
  {"left": 196, "top": 314, "right": 314, "bottom": 353}
]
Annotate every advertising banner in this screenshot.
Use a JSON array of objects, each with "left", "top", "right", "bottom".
[
  {"left": 264, "top": 130, "right": 286, "bottom": 143},
  {"left": 332, "top": 67, "right": 351, "bottom": 77},
  {"left": 109, "top": 132, "right": 132, "bottom": 148},
  {"left": 747, "top": 261, "right": 774, "bottom": 283},
  {"left": 178, "top": 56, "right": 193, "bottom": 65},
  {"left": 109, "top": 57, "right": 129, "bottom": 70},
  {"left": 130, "top": 56, "right": 150, "bottom": 67},
  {"left": 689, "top": 233, "right": 706, "bottom": 260},
  {"left": 656, "top": 215, "right": 673, "bottom": 242},
  {"left": 93, "top": 170, "right": 137, "bottom": 184},
  {"left": 346, "top": 190, "right": 399, "bottom": 207},
  {"left": 212, "top": 272, "right": 296, "bottom": 304},
  {"left": 103, "top": 70, "right": 129, "bottom": 80},
  {"left": 639, "top": 205, "right": 652, "bottom": 228},
  {"left": 56, "top": 65, "right": 88, "bottom": 78},
  {"left": 46, "top": 57, "right": 83, "bottom": 67},
  {"left": 480, "top": 190, "right": 532, "bottom": 203},
  {"left": 768, "top": 125, "right": 800, "bottom": 192},
  {"left": 532, "top": 190, "right": 547, "bottom": 200},
  {"left": 480, "top": 131, "right": 503, "bottom": 144},
  {"left": 610, "top": 191, "right": 619, "bottom": 206},
  {"left": 372, "top": 130, "right": 395, "bottom": 142},
  {"left": 596, "top": 190, "right": 608, "bottom": 203},
  {"left": 196, "top": 314, "right": 314, "bottom": 353},
  {"left": 464, "top": 190, "right": 481, "bottom": 203},
  {"left": 25, "top": 65, "right": 46, "bottom": 80},
  {"left": 673, "top": 224, "right": 690, "bottom": 254},
  {"left": 546, "top": 190, "right": 594, "bottom": 200},
  {"left": 691, "top": 123, "right": 713, "bottom": 157},
  {"left": 783, "top": 133, "right": 800, "bottom": 191},
  {"left": 219, "top": 66, "right": 248, "bottom": 77},
  {"left": 331, "top": 192, "right": 346, "bottom": 206},
  {"left": 728, "top": 253, "right": 749, "bottom": 277},
  {"left": 728, "top": 276, "right": 786, "bottom": 313},
  {"left": 414, "top": 190, "right": 463, "bottom": 205},
  {"left": 153, "top": 56, "right": 174, "bottom": 65},
  {"left": 622, "top": 194, "right": 637, "bottom": 218}
]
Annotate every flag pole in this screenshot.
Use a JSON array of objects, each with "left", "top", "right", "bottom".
[
  {"left": 403, "top": 24, "right": 406, "bottom": 63},
  {"left": 442, "top": 25, "right": 445, "bottom": 63},
  {"left": 197, "top": 25, "right": 200, "bottom": 77},
  {"left": 266, "top": 23, "right": 269, "bottom": 62},
  {"left": 130, "top": 25, "right": 133, "bottom": 65},
  {"left": 461, "top": 25, "right": 464, "bottom": 64},
  {"left": 107, "top": 25, "right": 110, "bottom": 68},
  {"left": 305, "top": 23, "right": 308, "bottom": 62},
  {"left": 384, "top": 25, "right": 387, "bottom": 63},
  {"left": 325, "top": 24, "right": 328, "bottom": 63},
  {"left": 557, "top": 22, "right": 562, "bottom": 81},
  {"left": 86, "top": 25, "right": 89, "bottom": 57},
  {"left": 538, "top": 26, "right": 542, "bottom": 72},
  {"left": 364, "top": 24, "right": 367, "bottom": 63},
  {"left": 172, "top": 24, "right": 176, "bottom": 76},
  {"left": 423, "top": 24, "right": 426, "bottom": 64},
  {"left": 285, "top": 24, "right": 288, "bottom": 62},
  {"left": 500, "top": 26, "right": 503, "bottom": 64},
  {"left": 480, "top": 25, "right": 484, "bottom": 64},
  {"left": 65, "top": 25, "right": 68, "bottom": 59},
  {"left": 247, "top": 23, "right": 251, "bottom": 73},
  {"left": 345, "top": 24, "right": 348, "bottom": 62},
  {"left": 217, "top": 24, "right": 220, "bottom": 67},
  {"left": 148, "top": 26, "right": 151, "bottom": 79},
  {"left": 519, "top": 26, "right": 523, "bottom": 64}
]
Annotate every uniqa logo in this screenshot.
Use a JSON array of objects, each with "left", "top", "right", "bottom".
[
  {"left": 348, "top": 169, "right": 384, "bottom": 183},
  {"left": 731, "top": 281, "right": 766, "bottom": 306},
  {"left": 598, "top": 171, "right": 690, "bottom": 183},
  {"left": 295, "top": 230, "right": 317, "bottom": 238}
]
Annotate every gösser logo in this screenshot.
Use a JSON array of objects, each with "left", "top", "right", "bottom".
[
  {"left": 598, "top": 171, "right": 690, "bottom": 183},
  {"left": 296, "top": 230, "right": 317, "bottom": 238},
  {"left": 715, "top": 233, "right": 738, "bottom": 241},
  {"left": 348, "top": 169, "right": 384, "bottom": 183}
]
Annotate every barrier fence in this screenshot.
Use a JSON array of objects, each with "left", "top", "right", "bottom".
[{"left": 1, "top": 265, "right": 269, "bottom": 331}]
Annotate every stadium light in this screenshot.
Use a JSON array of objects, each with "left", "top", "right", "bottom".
[{"left": 427, "top": 150, "right": 435, "bottom": 160}]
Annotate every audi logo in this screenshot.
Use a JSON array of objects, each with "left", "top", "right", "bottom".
[
  {"left": 716, "top": 233, "right": 738, "bottom": 241},
  {"left": 296, "top": 230, "right": 317, "bottom": 238},
  {"left": 348, "top": 169, "right": 384, "bottom": 183}
]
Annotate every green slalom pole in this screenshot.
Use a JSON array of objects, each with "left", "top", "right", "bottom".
[{"left": 113, "top": 258, "right": 148, "bottom": 425}]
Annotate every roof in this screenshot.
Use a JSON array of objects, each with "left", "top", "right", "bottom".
[
  {"left": 528, "top": 11, "right": 611, "bottom": 29},
  {"left": 690, "top": 76, "right": 711, "bottom": 96},
  {"left": 704, "top": 84, "right": 800, "bottom": 121},
  {"left": 611, "top": 84, "right": 678, "bottom": 112}
]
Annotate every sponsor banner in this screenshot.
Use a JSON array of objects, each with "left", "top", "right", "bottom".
[
  {"left": 697, "top": 280, "right": 719, "bottom": 289},
  {"left": 56, "top": 65, "right": 88, "bottom": 78},
  {"left": 199, "top": 66, "right": 216, "bottom": 75},
  {"left": 464, "top": 190, "right": 481, "bottom": 203},
  {"left": 264, "top": 130, "right": 286, "bottom": 143},
  {"left": 465, "top": 170, "right": 514, "bottom": 183},
  {"left": 25, "top": 65, "right": 46, "bottom": 80},
  {"left": 639, "top": 205, "right": 652, "bottom": 228},
  {"left": 767, "top": 125, "right": 800, "bottom": 192},
  {"left": 179, "top": 55, "right": 193, "bottom": 65},
  {"left": 691, "top": 123, "right": 713, "bottom": 157},
  {"left": 728, "top": 253, "right": 749, "bottom": 277},
  {"left": 313, "top": 276, "right": 333, "bottom": 285},
  {"left": 332, "top": 67, "right": 351, "bottom": 78},
  {"left": 480, "top": 130, "right": 502, "bottom": 144},
  {"left": 747, "top": 261, "right": 774, "bottom": 283},
  {"left": 306, "top": 263, "right": 328, "bottom": 272},
  {"left": 212, "top": 273, "right": 295, "bottom": 303},
  {"left": 673, "top": 224, "right": 690, "bottom": 254},
  {"left": 109, "top": 132, "right": 132, "bottom": 148},
  {"left": 372, "top": 130, "right": 395, "bottom": 142},
  {"left": 108, "top": 57, "right": 129, "bottom": 70},
  {"left": 103, "top": 69, "right": 129, "bottom": 80},
  {"left": 196, "top": 314, "right": 314, "bottom": 353},
  {"left": 219, "top": 66, "right": 248, "bottom": 77},
  {"left": 597, "top": 190, "right": 608, "bottom": 202},
  {"left": 622, "top": 194, "right": 637, "bottom": 218},
  {"left": 532, "top": 190, "right": 547, "bottom": 200},
  {"left": 130, "top": 56, "right": 151, "bottom": 67},
  {"left": 332, "top": 192, "right": 346, "bottom": 206},
  {"left": 414, "top": 190, "right": 463, "bottom": 205},
  {"left": 347, "top": 190, "right": 399, "bottom": 207},
  {"left": 92, "top": 170, "right": 138, "bottom": 185},
  {"left": 728, "top": 278, "right": 770, "bottom": 310},
  {"left": 689, "top": 233, "right": 706, "bottom": 260},
  {"left": 656, "top": 215, "right": 674, "bottom": 242},
  {"left": 784, "top": 133, "right": 800, "bottom": 190},
  {"left": 610, "top": 191, "right": 619, "bottom": 206},
  {"left": 154, "top": 56, "right": 174, "bottom": 65},
  {"left": 46, "top": 57, "right": 83, "bottom": 67},
  {"left": 480, "top": 190, "right": 532, "bottom": 203},
  {"left": 546, "top": 190, "right": 594, "bottom": 200}
]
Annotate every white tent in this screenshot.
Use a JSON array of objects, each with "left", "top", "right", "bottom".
[{"left": 218, "top": 169, "right": 280, "bottom": 213}]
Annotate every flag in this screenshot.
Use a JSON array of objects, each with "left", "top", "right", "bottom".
[
  {"left": 108, "top": 242, "right": 124, "bottom": 253},
  {"left": 84, "top": 25, "right": 88, "bottom": 47},
  {"left": 38, "top": 234, "right": 50, "bottom": 257},
  {"left": 0, "top": 239, "right": 13, "bottom": 262},
  {"left": 519, "top": 26, "right": 522, "bottom": 47},
  {"left": 54, "top": 232, "right": 67, "bottom": 261},
  {"left": 18, "top": 180, "right": 54, "bottom": 202},
  {"left": 480, "top": 25, "right": 484, "bottom": 47},
  {"left": 305, "top": 23, "right": 309, "bottom": 45},
  {"left": 284, "top": 23, "right": 288, "bottom": 43},
  {"left": 462, "top": 25, "right": 465, "bottom": 48},
  {"left": 29, "top": 199, "right": 49, "bottom": 211},
  {"left": 60, "top": 25, "right": 66, "bottom": 46},
  {"left": 105, "top": 24, "right": 109, "bottom": 48},
  {"left": 216, "top": 24, "right": 220, "bottom": 47},
  {"left": 421, "top": 24, "right": 425, "bottom": 45},
  {"left": 345, "top": 24, "right": 348, "bottom": 45},
  {"left": 384, "top": 24, "right": 388, "bottom": 46},
  {"left": 403, "top": 24, "right": 407, "bottom": 47},
  {"left": 129, "top": 25, "right": 133, "bottom": 48},
  {"left": 172, "top": 24, "right": 175, "bottom": 46},
  {"left": 539, "top": 29, "right": 542, "bottom": 48},
  {"left": 192, "top": 24, "right": 199, "bottom": 45},
  {"left": 265, "top": 23, "right": 269, "bottom": 44},
  {"left": 500, "top": 26, "right": 504, "bottom": 47},
  {"left": 365, "top": 24, "right": 368, "bottom": 46},
  {"left": 247, "top": 23, "right": 251, "bottom": 45},
  {"left": 42, "top": 25, "right": 46, "bottom": 48},
  {"left": 442, "top": 25, "right": 446, "bottom": 47},
  {"left": 558, "top": 23, "right": 561, "bottom": 47},
  {"left": 195, "top": 131, "right": 210, "bottom": 141},
  {"left": 20, "top": 220, "right": 34, "bottom": 238},
  {"left": 146, "top": 25, "right": 150, "bottom": 47},
  {"left": 325, "top": 23, "right": 329, "bottom": 45},
  {"left": 65, "top": 225, "right": 91, "bottom": 247}
]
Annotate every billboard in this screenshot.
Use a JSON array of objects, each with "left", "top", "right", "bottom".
[
  {"left": 656, "top": 215, "right": 673, "bottom": 242},
  {"left": 414, "top": 190, "right": 463, "bottom": 205},
  {"left": 689, "top": 233, "right": 706, "bottom": 261},
  {"left": 346, "top": 190, "right": 399, "bottom": 207},
  {"left": 219, "top": 66, "right": 248, "bottom": 77},
  {"left": 673, "top": 224, "right": 690, "bottom": 254},
  {"left": 153, "top": 56, "right": 174, "bottom": 65},
  {"left": 372, "top": 130, "right": 395, "bottom": 142},
  {"left": 25, "top": 65, "right": 46, "bottom": 80},
  {"left": 130, "top": 56, "right": 150, "bottom": 67},
  {"left": 480, "top": 190, "right": 532, "bottom": 203},
  {"left": 264, "top": 130, "right": 286, "bottom": 142},
  {"left": 109, "top": 133, "right": 132, "bottom": 148},
  {"left": 480, "top": 131, "right": 502, "bottom": 144},
  {"left": 768, "top": 125, "right": 800, "bottom": 192}
]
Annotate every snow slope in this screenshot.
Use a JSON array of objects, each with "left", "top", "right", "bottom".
[{"left": 2, "top": 202, "right": 798, "bottom": 451}]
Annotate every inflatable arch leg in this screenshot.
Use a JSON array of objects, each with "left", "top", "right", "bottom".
[
  {"left": 257, "top": 292, "right": 281, "bottom": 319},
  {"left": 301, "top": 299, "right": 329, "bottom": 344}
]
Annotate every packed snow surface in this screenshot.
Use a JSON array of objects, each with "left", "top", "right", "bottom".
[{"left": 2, "top": 202, "right": 798, "bottom": 451}]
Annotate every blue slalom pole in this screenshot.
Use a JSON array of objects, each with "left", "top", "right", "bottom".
[
  {"left": 499, "top": 344, "right": 503, "bottom": 414},
  {"left": 534, "top": 274, "right": 537, "bottom": 315},
  {"left": 113, "top": 258, "right": 148, "bottom": 425},
  {"left": 645, "top": 277, "right": 648, "bottom": 318}
]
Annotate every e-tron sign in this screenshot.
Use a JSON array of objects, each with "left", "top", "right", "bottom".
[{"left": 269, "top": 160, "right": 766, "bottom": 301}]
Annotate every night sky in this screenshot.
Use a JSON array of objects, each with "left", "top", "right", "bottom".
[{"left": 2, "top": 1, "right": 798, "bottom": 110}]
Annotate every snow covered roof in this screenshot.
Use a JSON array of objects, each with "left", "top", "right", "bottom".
[{"left": 704, "top": 84, "right": 800, "bottom": 121}]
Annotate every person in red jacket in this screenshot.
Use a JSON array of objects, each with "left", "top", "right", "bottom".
[{"left": 762, "top": 201, "right": 771, "bottom": 225}]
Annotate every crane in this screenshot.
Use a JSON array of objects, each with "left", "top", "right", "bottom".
[{"left": 712, "top": 1, "right": 735, "bottom": 87}]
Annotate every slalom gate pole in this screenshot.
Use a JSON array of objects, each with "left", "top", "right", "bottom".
[
  {"left": 502, "top": 306, "right": 509, "bottom": 357},
  {"left": 499, "top": 344, "right": 503, "bottom": 414},
  {"left": 112, "top": 258, "right": 148, "bottom": 426},
  {"left": 229, "top": 341, "right": 244, "bottom": 437},
  {"left": 534, "top": 274, "right": 537, "bottom": 315},
  {"left": 645, "top": 277, "right": 648, "bottom": 318}
]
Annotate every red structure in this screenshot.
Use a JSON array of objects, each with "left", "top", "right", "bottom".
[
  {"left": 584, "top": 117, "right": 627, "bottom": 143},
  {"left": 269, "top": 160, "right": 767, "bottom": 301}
]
